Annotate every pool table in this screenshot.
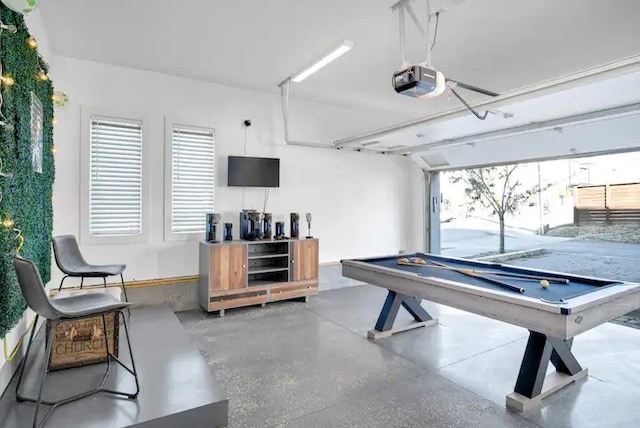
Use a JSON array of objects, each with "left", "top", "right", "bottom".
[{"left": 341, "top": 252, "right": 640, "bottom": 412}]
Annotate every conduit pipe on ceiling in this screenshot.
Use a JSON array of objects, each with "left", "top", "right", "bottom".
[
  {"left": 278, "top": 79, "right": 398, "bottom": 154},
  {"left": 333, "top": 55, "right": 640, "bottom": 148}
]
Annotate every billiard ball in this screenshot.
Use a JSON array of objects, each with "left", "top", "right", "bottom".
[{"left": 540, "top": 279, "right": 549, "bottom": 289}]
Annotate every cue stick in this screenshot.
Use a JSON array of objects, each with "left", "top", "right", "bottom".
[
  {"left": 428, "top": 260, "right": 526, "bottom": 294},
  {"left": 416, "top": 263, "right": 569, "bottom": 284},
  {"left": 479, "top": 271, "right": 569, "bottom": 284}
]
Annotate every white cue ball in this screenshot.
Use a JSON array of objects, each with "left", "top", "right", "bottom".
[{"left": 540, "top": 279, "right": 549, "bottom": 289}]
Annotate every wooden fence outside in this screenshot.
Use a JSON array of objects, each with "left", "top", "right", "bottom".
[{"left": 574, "top": 183, "right": 640, "bottom": 226}]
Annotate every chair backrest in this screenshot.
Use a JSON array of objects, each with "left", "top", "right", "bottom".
[
  {"left": 13, "top": 256, "right": 60, "bottom": 320},
  {"left": 52, "top": 235, "right": 88, "bottom": 274}
]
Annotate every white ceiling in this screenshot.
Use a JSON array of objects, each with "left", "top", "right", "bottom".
[{"left": 39, "top": 0, "right": 640, "bottom": 118}]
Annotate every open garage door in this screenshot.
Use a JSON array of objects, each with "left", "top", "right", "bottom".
[
  {"left": 334, "top": 57, "right": 640, "bottom": 169},
  {"left": 366, "top": 59, "right": 640, "bottom": 254}
]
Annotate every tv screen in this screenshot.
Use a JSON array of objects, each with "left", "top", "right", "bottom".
[{"left": 228, "top": 156, "right": 280, "bottom": 187}]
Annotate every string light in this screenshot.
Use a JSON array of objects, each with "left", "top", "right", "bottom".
[
  {"left": 14, "top": 228, "right": 24, "bottom": 253},
  {"left": 26, "top": 37, "right": 37, "bottom": 49},
  {"left": 0, "top": 64, "right": 13, "bottom": 130},
  {"left": 1, "top": 217, "right": 24, "bottom": 253},
  {"left": 36, "top": 70, "right": 48, "bottom": 82},
  {"left": 51, "top": 146, "right": 56, "bottom": 154},
  {"left": 0, "top": 21, "right": 17, "bottom": 34},
  {"left": 51, "top": 118, "right": 57, "bottom": 125},
  {"left": 2, "top": 217, "right": 14, "bottom": 229},
  {"left": 1, "top": 74, "right": 15, "bottom": 87},
  {"left": 52, "top": 91, "right": 69, "bottom": 107}
]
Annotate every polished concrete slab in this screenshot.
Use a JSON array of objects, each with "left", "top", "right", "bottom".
[
  {"left": 288, "top": 371, "right": 537, "bottom": 428},
  {"left": 306, "top": 284, "right": 529, "bottom": 369},
  {"left": 178, "top": 284, "right": 640, "bottom": 427},
  {"left": 178, "top": 302, "right": 424, "bottom": 427},
  {"left": 0, "top": 306, "right": 227, "bottom": 428},
  {"left": 438, "top": 322, "right": 640, "bottom": 428},
  {"left": 304, "top": 283, "right": 435, "bottom": 338}
]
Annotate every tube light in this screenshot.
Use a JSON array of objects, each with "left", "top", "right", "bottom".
[{"left": 291, "top": 40, "right": 354, "bottom": 83}]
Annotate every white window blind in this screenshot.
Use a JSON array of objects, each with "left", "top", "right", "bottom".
[
  {"left": 171, "top": 126, "right": 215, "bottom": 234},
  {"left": 89, "top": 117, "right": 143, "bottom": 237}
]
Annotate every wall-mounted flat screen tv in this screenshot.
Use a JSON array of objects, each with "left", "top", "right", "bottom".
[{"left": 227, "top": 156, "right": 280, "bottom": 187}]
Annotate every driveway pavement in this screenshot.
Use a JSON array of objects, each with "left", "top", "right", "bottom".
[{"left": 441, "top": 217, "right": 570, "bottom": 257}]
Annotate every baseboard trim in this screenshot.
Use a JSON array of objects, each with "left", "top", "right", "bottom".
[
  {"left": 56, "top": 275, "right": 199, "bottom": 291},
  {"left": 61, "top": 263, "right": 341, "bottom": 292},
  {"left": 125, "top": 276, "right": 198, "bottom": 289}
]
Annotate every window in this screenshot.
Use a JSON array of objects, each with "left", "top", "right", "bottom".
[
  {"left": 89, "top": 116, "right": 143, "bottom": 237},
  {"left": 169, "top": 125, "right": 215, "bottom": 236}
]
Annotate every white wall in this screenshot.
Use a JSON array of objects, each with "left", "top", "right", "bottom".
[{"left": 49, "top": 56, "right": 413, "bottom": 285}]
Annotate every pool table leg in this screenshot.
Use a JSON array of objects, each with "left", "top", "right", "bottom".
[
  {"left": 506, "top": 331, "right": 588, "bottom": 413},
  {"left": 367, "top": 291, "right": 438, "bottom": 340}
]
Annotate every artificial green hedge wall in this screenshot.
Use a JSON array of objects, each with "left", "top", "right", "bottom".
[{"left": 0, "top": 6, "right": 54, "bottom": 338}]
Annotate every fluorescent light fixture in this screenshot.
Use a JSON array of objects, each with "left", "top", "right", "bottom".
[{"left": 291, "top": 40, "right": 354, "bottom": 83}]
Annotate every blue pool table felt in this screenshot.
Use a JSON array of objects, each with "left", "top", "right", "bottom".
[{"left": 363, "top": 253, "right": 621, "bottom": 303}]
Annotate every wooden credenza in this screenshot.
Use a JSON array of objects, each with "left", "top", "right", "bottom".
[{"left": 199, "top": 238, "right": 319, "bottom": 315}]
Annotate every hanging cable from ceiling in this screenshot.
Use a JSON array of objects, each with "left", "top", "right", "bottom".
[{"left": 391, "top": 0, "right": 499, "bottom": 120}]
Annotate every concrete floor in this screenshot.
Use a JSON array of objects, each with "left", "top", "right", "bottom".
[
  {"left": 177, "top": 282, "right": 640, "bottom": 428},
  {"left": 0, "top": 307, "right": 228, "bottom": 428}
]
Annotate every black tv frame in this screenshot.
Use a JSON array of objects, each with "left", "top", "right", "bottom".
[{"left": 227, "top": 155, "right": 280, "bottom": 188}]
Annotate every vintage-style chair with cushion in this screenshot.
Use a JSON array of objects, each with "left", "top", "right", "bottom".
[
  {"left": 13, "top": 256, "right": 139, "bottom": 428},
  {"left": 51, "top": 235, "right": 129, "bottom": 302}
]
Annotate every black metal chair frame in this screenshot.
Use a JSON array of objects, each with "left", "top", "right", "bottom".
[
  {"left": 57, "top": 271, "right": 129, "bottom": 303},
  {"left": 16, "top": 310, "right": 139, "bottom": 428},
  {"left": 51, "top": 235, "right": 130, "bottom": 304},
  {"left": 13, "top": 257, "right": 139, "bottom": 428}
]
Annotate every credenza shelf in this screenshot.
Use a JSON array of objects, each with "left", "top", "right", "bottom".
[
  {"left": 248, "top": 266, "right": 289, "bottom": 274},
  {"left": 248, "top": 280, "right": 285, "bottom": 287},
  {"left": 248, "top": 253, "right": 289, "bottom": 260},
  {"left": 199, "top": 239, "right": 319, "bottom": 315}
]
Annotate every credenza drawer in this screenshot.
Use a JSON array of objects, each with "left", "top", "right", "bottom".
[{"left": 270, "top": 280, "right": 318, "bottom": 301}]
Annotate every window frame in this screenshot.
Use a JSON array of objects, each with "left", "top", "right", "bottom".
[
  {"left": 80, "top": 107, "right": 150, "bottom": 245},
  {"left": 163, "top": 117, "right": 216, "bottom": 242}
]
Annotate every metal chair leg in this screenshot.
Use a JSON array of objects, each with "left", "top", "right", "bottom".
[
  {"left": 101, "top": 314, "right": 112, "bottom": 375},
  {"left": 57, "top": 275, "right": 69, "bottom": 292},
  {"left": 120, "top": 309, "right": 140, "bottom": 398},
  {"left": 15, "top": 315, "right": 39, "bottom": 401},
  {"left": 80, "top": 277, "right": 84, "bottom": 290},
  {"left": 99, "top": 309, "right": 139, "bottom": 398},
  {"left": 32, "top": 323, "right": 55, "bottom": 428},
  {"left": 120, "top": 274, "right": 129, "bottom": 303},
  {"left": 119, "top": 274, "right": 131, "bottom": 318}
]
